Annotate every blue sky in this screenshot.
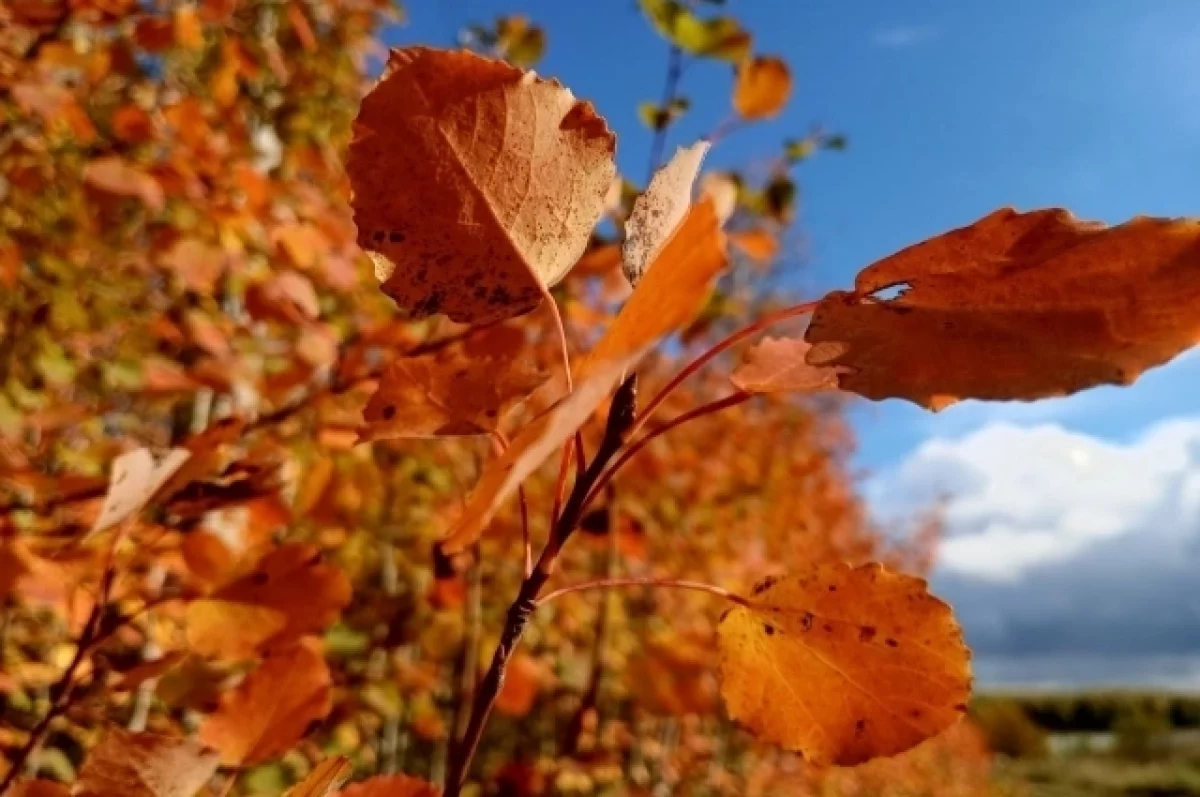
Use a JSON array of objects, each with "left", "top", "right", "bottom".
[{"left": 392, "top": 2, "right": 1200, "bottom": 686}]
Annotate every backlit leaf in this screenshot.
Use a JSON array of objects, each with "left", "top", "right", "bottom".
[
  {"left": 733, "top": 55, "right": 792, "bottom": 120},
  {"left": 731, "top": 337, "right": 842, "bottom": 394},
  {"left": 717, "top": 562, "right": 971, "bottom": 766},
  {"left": 622, "top": 140, "right": 710, "bottom": 286},
  {"left": 440, "top": 199, "right": 726, "bottom": 553},
  {"left": 336, "top": 775, "right": 441, "bottom": 797},
  {"left": 75, "top": 727, "right": 219, "bottom": 797},
  {"left": 805, "top": 208, "right": 1200, "bottom": 409},
  {"left": 348, "top": 47, "right": 616, "bottom": 324},
  {"left": 199, "top": 638, "right": 333, "bottom": 766}
]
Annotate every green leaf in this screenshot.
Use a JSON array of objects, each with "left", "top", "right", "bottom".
[
  {"left": 638, "top": 0, "right": 751, "bottom": 62},
  {"left": 785, "top": 138, "right": 817, "bottom": 164}
]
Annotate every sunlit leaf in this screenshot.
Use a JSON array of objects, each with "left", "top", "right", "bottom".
[
  {"left": 91, "top": 448, "right": 191, "bottom": 535},
  {"left": 348, "top": 47, "right": 616, "bottom": 324},
  {"left": 731, "top": 337, "right": 842, "bottom": 394},
  {"left": 733, "top": 55, "right": 792, "bottom": 120},
  {"left": 75, "top": 727, "right": 219, "bottom": 797},
  {"left": 622, "top": 141, "right": 710, "bottom": 286},
  {"left": 805, "top": 208, "right": 1200, "bottom": 409},
  {"left": 718, "top": 562, "right": 971, "bottom": 766}
]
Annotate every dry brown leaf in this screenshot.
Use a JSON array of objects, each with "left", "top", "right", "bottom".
[
  {"left": 360, "top": 321, "right": 548, "bottom": 441},
  {"left": 622, "top": 140, "right": 710, "bottom": 286},
  {"left": 336, "top": 775, "right": 441, "bottom": 797},
  {"left": 186, "top": 544, "right": 351, "bottom": 660},
  {"left": 348, "top": 46, "right": 616, "bottom": 324},
  {"left": 74, "top": 727, "right": 219, "bottom": 797},
  {"left": 199, "top": 638, "right": 333, "bottom": 766},
  {"left": 287, "top": 756, "right": 352, "bottom": 796},
  {"left": 717, "top": 562, "right": 971, "bottom": 766},
  {"left": 730, "top": 337, "right": 842, "bottom": 394},
  {"left": 733, "top": 55, "right": 792, "bottom": 120},
  {"left": 440, "top": 199, "right": 726, "bottom": 553},
  {"left": 82, "top": 157, "right": 165, "bottom": 212},
  {"left": 804, "top": 207, "right": 1200, "bottom": 409},
  {"left": 90, "top": 447, "right": 191, "bottom": 535}
]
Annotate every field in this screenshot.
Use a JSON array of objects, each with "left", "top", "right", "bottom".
[{"left": 977, "top": 694, "right": 1200, "bottom": 797}]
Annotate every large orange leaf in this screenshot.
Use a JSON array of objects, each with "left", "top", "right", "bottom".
[
  {"left": 74, "top": 727, "right": 219, "bottom": 797},
  {"left": 717, "top": 562, "right": 971, "bottom": 766},
  {"left": 199, "top": 638, "right": 333, "bottom": 766},
  {"left": 186, "top": 544, "right": 351, "bottom": 660},
  {"left": 805, "top": 208, "right": 1200, "bottom": 409},
  {"left": 348, "top": 47, "right": 616, "bottom": 324},
  {"left": 360, "top": 320, "right": 548, "bottom": 441},
  {"left": 440, "top": 199, "right": 726, "bottom": 553}
]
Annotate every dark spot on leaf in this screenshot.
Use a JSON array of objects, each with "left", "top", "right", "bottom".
[
  {"left": 859, "top": 626, "right": 876, "bottom": 642},
  {"left": 251, "top": 571, "right": 269, "bottom": 586},
  {"left": 763, "top": 624, "right": 775, "bottom": 636},
  {"left": 389, "top": 230, "right": 405, "bottom": 243},
  {"left": 752, "top": 575, "right": 779, "bottom": 595},
  {"left": 885, "top": 638, "right": 899, "bottom": 648},
  {"left": 799, "top": 612, "right": 814, "bottom": 632},
  {"left": 381, "top": 404, "right": 397, "bottom": 420},
  {"left": 823, "top": 624, "right": 833, "bottom": 633}
]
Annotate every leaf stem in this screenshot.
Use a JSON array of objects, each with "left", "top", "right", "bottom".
[
  {"left": 443, "top": 375, "right": 638, "bottom": 796},
  {"left": 647, "top": 44, "right": 685, "bottom": 180},
  {"left": 537, "top": 577, "right": 748, "bottom": 608},
  {"left": 630, "top": 299, "right": 818, "bottom": 441}
]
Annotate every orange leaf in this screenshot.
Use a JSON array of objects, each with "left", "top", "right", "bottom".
[
  {"left": 8, "top": 781, "right": 70, "bottom": 797},
  {"left": 717, "top": 562, "right": 971, "bottom": 766},
  {"left": 360, "top": 320, "right": 548, "bottom": 441},
  {"left": 199, "top": 638, "right": 333, "bottom": 766},
  {"left": 622, "top": 140, "right": 709, "bottom": 286},
  {"left": 288, "top": 756, "right": 352, "bottom": 796},
  {"left": 173, "top": 4, "right": 204, "bottom": 50},
  {"left": 336, "top": 775, "right": 441, "bottom": 797},
  {"left": 730, "top": 337, "right": 842, "bottom": 394},
  {"left": 733, "top": 55, "right": 792, "bottom": 120},
  {"left": 348, "top": 47, "right": 616, "bottom": 324},
  {"left": 75, "top": 727, "right": 219, "bottom": 797},
  {"left": 494, "top": 653, "right": 544, "bottom": 717},
  {"left": 83, "top": 157, "right": 164, "bottom": 213},
  {"left": 805, "top": 208, "right": 1200, "bottom": 409},
  {"left": 440, "top": 199, "right": 726, "bottom": 553},
  {"left": 729, "top": 228, "right": 778, "bottom": 264},
  {"left": 186, "top": 543, "right": 351, "bottom": 659}
]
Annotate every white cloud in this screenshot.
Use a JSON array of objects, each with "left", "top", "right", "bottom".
[
  {"left": 870, "top": 419, "right": 1200, "bottom": 581},
  {"left": 870, "top": 24, "right": 941, "bottom": 49},
  {"left": 866, "top": 417, "right": 1200, "bottom": 669}
]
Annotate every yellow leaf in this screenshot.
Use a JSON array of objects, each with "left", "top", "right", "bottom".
[
  {"left": 805, "top": 207, "right": 1200, "bottom": 409},
  {"left": 718, "top": 562, "right": 971, "bottom": 766},
  {"left": 733, "top": 55, "right": 792, "bottom": 120},
  {"left": 440, "top": 199, "right": 727, "bottom": 553},
  {"left": 348, "top": 47, "right": 616, "bottom": 325}
]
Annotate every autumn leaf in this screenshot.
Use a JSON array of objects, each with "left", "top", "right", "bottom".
[
  {"left": 717, "top": 562, "right": 971, "bottom": 766},
  {"left": 729, "top": 228, "right": 779, "bottom": 263},
  {"left": 336, "top": 775, "right": 441, "bottom": 797},
  {"left": 360, "top": 320, "right": 549, "bottom": 441},
  {"left": 440, "top": 199, "right": 727, "bottom": 553},
  {"left": 287, "top": 756, "right": 352, "bottom": 796},
  {"left": 699, "top": 171, "right": 738, "bottom": 226},
  {"left": 82, "top": 157, "right": 165, "bottom": 213},
  {"left": 74, "top": 727, "right": 219, "bottom": 797},
  {"left": 348, "top": 47, "right": 616, "bottom": 324},
  {"left": 733, "top": 56, "right": 792, "bottom": 120},
  {"left": 731, "top": 338, "right": 842, "bottom": 394},
  {"left": 7, "top": 781, "right": 70, "bottom": 797},
  {"left": 90, "top": 447, "right": 191, "bottom": 535},
  {"left": 199, "top": 638, "right": 333, "bottom": 766},
  {"left": 186, "top": 543, "right": 351, "bottom": 660},
  {"left": 494, "top": 653, "right": 546, "bottom": 717},
  {"left": 805, "top": 208, "right": 1200, "bottom": 409},
  {"left": 622, "top": 140, "right": 710, "bottom": 286}
]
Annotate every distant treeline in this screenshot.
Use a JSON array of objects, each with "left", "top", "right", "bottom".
[{"left": 973, "top": 692, "right": 1200, "bottom": 733}]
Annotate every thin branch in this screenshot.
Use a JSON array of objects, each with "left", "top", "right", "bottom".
[
  {"left": 538, "top": 577, "right": 748, "bottom": 608},
  {"left": 629, "top": 300, "right": 818, "bottom": 442},
  {"left": 517, "top": 485, "right": 532, "bottom": 579},
  {"left": 648, "top": 44, "right": 685, "bottom": 180},
  {"left": 585, "top": 392, "right": 752, "bottom": 510},
  {"left": 443, "top": 375, "right": 638, "bottom": 797}
]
